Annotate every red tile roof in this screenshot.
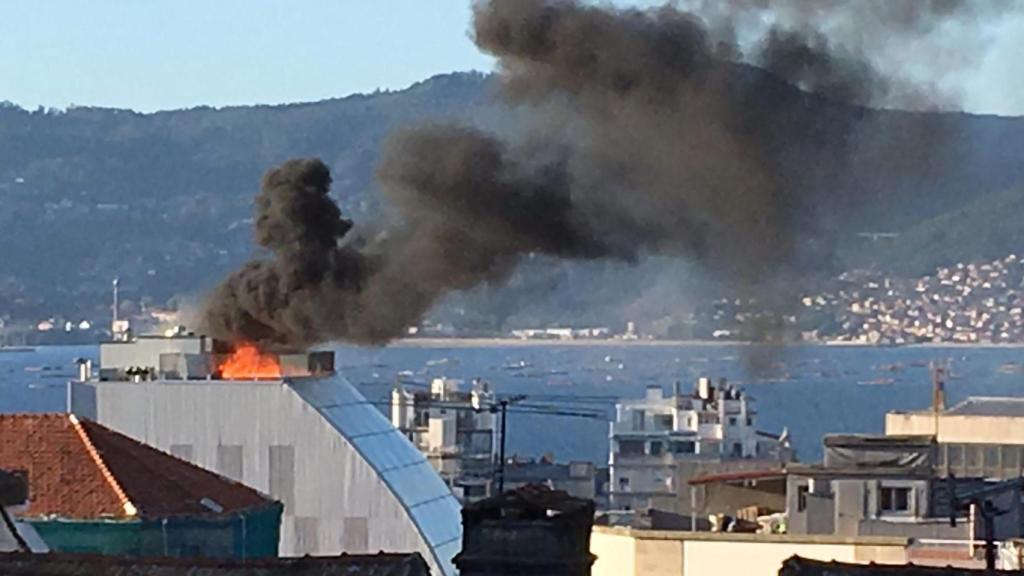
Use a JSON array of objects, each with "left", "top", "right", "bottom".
[{"left": 0, "top": 414, "right": 272, "bottom": 520}]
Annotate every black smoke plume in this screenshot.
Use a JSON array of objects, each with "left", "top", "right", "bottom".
[{"left": 203, "top": 0, "right": 1013, "bottom": 349}]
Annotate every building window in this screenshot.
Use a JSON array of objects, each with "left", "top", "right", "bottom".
[
  {"left": 649, "top": 441, "right": 664, "bottom": 456},
  {"left": 728, "top": 417, "right": 737, "bottom": 426},
  {"left": 414, "top": 409, "right": 429, "bottom": 428},
  {"left": 653, "top": 414, "right": 673, "bottom": 431},
  {"left": 269, "top": 445, "right": 296, "bottom": 510},
  {"left": 948, "top": 444, "right": 964, "bottom": 468},
  {"left": 618, "top": 440, "right": 644, "bottom": 455},
  {"left": 966, "top": 445, "right": 982, "bottom": 469},
  {"left": 797, "top": 485, "right": 808, "bottom": 512},
  {"left": 1003, "top": 445, "right": 1020, "bottom": 472},
  {"left": 879, "top": 486, "right": 911, "bottom": 513},
  {"left": 731, "top": 443, "right": 742, "bottom": 457},
  {"left": 216, "top": 445, "right": 243, "bottom": 481},
  {"left": 746, "top": 417, "right": 753, "bottom": 426},
  {"left": 670, "top": 441, "right": 695, "bottom": 454},
  {"left": 618, "top": 477, "right": 630, "bottom": 491},
  {"left": 698, "top": 413, "right": 720, "bottom": 425},
  {"left": 984, "top": 445, "right": 1000, "bottom": 470},
  {"left": 632, "top": 410, "right": 646, "bottom": 431}
]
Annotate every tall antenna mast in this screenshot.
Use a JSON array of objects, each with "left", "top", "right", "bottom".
[{"left": 111, "top": 274, "right": 119, "bottom": 325}]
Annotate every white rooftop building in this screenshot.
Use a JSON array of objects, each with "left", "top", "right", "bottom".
[
  {"left": 609, "top": 377, "right": 792, "bottom": 511},
  {"left": 68, "top": 334, "right": 461, "bottom": 576},
  {"left": 391, "top": 378, "right": 498, "bottom": 502}
]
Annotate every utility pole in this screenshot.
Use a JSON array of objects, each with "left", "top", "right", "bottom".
[
  {"left": 498, "top": 400, "right": 508, "bottom": 494},
  {"left": 492, "top": 394, "right": 527, "bottom": 495}
]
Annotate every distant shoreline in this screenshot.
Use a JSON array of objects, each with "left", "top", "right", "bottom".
[{"left": 390, "top": 337, "right": 1024, "bottom": 349}]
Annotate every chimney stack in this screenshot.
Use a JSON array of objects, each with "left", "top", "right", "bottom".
[{"left": 453, "top": 485, "right": 596, "bottom": 576}]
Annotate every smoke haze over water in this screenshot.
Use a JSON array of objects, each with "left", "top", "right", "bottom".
[{"left": 202, "top": 0, "right": 1017, "bottom": 350}]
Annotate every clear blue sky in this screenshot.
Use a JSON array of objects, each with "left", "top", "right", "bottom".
[{"left": 1, "top": 0, "right": 1020, "bottom": 114}]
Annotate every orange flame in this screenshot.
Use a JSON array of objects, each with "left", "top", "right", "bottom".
[{"left": 220, "top": 345, "right": 281, "bottom": 379}]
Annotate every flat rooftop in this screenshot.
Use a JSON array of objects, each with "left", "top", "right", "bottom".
[
  {"left": 893, "top": 396, "right": 1024, "bottom": 418},
  {"left": 947, "top": 396, "right": 1024, "bottom": 417}
]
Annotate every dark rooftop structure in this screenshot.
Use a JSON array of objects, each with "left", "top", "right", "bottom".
[
  {"left": 0, "top": 471, "right": 29, "bottom": 553},
  {"left": 779, "top": 555, "right": 1018, "bottom": 575},
  {"left": 0, "top": 471, "right": 27, "bottom": 509},
  {"left": 455, "top": 485, "right": 596, "bottom": 576},
  {"left": 0, "top": 551, "right": 430, "bottom": 576},
  {"left": 822, "top": 434, "right": 935, "bottom": 472}
]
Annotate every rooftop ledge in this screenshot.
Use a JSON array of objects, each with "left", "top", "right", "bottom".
[{"left": 592, "top": 525, "right": 911, "bottom": 547}]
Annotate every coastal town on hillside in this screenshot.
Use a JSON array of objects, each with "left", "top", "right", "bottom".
[{"left": 10, "top": 254, "right": 1024, "bottom": 348}]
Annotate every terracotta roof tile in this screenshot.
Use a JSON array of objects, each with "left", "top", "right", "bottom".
[
  {"left": 0, "top": 414, "right": 125, "bottom": 519},
  {"left": 0, "top": 414, "right": 272, "bottom": 520}
]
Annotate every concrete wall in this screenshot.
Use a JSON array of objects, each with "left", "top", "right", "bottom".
[
  {"left": 99, "top": 337, "right": 206, "bottom": 376},
  {"left": 71, "top": 379, "right": 445, "bottom": 576},
  {"left": 591, "top": 527, "right": 909, "bottom": 576},
  {"left": 886, "top": 413, "right": 1024, "bottom": 444},
  {"left": 805, "top": 494, "right": 835, "bottom": 535},
  {"left": 786, "top": 476, "right": 835, "bottom": 535},
  {"left": 694, "top": 483, "right": 785, "bottom": 517},
  {"left": 832, "top": 480, "right": 863, "bottom": 536}
]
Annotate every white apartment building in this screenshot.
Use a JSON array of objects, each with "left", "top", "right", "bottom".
[
  {"left": 609, "top": 377, "right": 792, "bottom": 511},
  {"left": 391, "top": 378, "right": 498, "bottom": 502}
]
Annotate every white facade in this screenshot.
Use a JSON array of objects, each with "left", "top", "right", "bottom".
[
  {"left": 609, "top": 378, "right": 791, "bottom": 511},
  {"left": 68, "top": 342, "right": 460, "bottom": 576},
  {"left": 391, "top": 378, "right": 497, "bottom": 502}
]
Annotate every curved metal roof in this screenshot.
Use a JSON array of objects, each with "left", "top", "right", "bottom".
[{"left": 289, "top": 377, "right": 461, "bottom": 576}]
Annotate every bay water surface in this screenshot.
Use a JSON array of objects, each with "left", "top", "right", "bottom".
[{"left": 3, "top": 342, "right": 1024, "bottom": 464}]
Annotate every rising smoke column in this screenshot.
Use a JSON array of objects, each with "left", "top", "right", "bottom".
[{"left": 203, "top": 0, "right": 1013, "bottom": 349}]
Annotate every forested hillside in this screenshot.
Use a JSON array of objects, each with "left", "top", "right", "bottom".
[{"left": 2, "top": 70, "right": 1023, "bottom": 335}]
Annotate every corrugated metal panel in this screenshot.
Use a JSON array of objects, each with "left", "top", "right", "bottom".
[{"left": 290, "top": 379, "right": 461, "bottom": 576}]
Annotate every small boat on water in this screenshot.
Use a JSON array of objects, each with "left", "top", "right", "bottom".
[
  {"left": 0, "top": 346, "right": 34, "bottom": 353},
  {"left": 998, "top": 362, "right": 1024, "bottom": 374},
  {"left": 876, "top": 363, "right": 905, "bottom": 373},
  {"left": 503, "top": 360, "right": 532, "bottom": 370},
  {"left": 858, "top": 377, "right": 895, "bottom": 386}
]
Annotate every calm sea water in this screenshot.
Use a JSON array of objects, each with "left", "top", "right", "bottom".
[{"left": 4, "top": 343, "right": 1024, "bottom": 464}]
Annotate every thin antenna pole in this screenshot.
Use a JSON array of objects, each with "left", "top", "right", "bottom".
[
  {"left": 498, "top": 400, "right": 508, "bottom": 494},
  {"left": 112, "top": 277, "right": 120, "bottom": 325}
]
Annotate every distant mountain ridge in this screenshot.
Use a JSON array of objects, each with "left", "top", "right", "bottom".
[{"left": 1, "top": 70, "right": 1022, "bottom": 332}]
